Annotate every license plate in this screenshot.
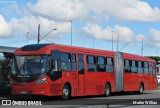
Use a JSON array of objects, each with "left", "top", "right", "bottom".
[{"left": 21, "top": 91, "right": 27, "bottom": 94}]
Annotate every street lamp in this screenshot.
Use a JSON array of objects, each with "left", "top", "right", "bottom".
[
  {"left": 26, "top": 32, "right": 29, "bottom": 45},
  {"left": 93, "top": 38, "right": 95, "bottom": 48},
  {"left": 117, "top": 34, "right": 119, "bottom": 52},
  {"left": 112, "top": 31, "right": 113, "bottom": 51},
  {"left": 39, "top": 28, "right": 57, "bottom": 42},
  {"left": 141, "top": 38, "right": 143, "bottom": 56},
  {"left": 119, "top": 42, "right": 131, "bottom": 51},
  {"left": 68, "top": 20, "right": 72, "bottom": 46}
]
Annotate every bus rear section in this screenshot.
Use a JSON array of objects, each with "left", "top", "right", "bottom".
[{"left": 123, "top": 53, "right": 157, "bottom": 93}]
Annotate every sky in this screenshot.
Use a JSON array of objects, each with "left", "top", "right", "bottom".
[{"left": 0, "top": 0, "right": 160, "bottom": 56}]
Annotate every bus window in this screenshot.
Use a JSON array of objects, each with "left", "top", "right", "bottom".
[
  {"left": 61, "top": 53, "right": 71, "bottom": 71},
  {"left": 61, "top": 53, "right": 71, "bottom": 62},
  {"left": 97, "top": 56, "right": 105, "bottom": 72},
  {"left": 49, "top": 60, "right": 58, "bottom": 74},
  {"left": 143, "top": 62, "right": 149, "bottom": 74},
  {"left": 78, "top": 59, "right": 84, "bottom": 74},
  {"left": 106, "top": 57, "right": 114, "bottom": 72},
  {"left": 52, "top": 50, "right": 60, "bottom": 60},
  {"left": 71, "top": 54, "right": 76, "bottom": 71},
  {"left": 87, "top": 55, "right": 96, "bottom": 72},
  {"left": 153, "top": 63, "right": 156, "bottom": 75},
  {"left": 78, "top": 54, "right": 84, "bottom": 59},
  {"left": 124, "top": 59, "right": 131, "bottom": 73},
  {"left": 138, "top": 61, "right": 143, "bottom": 74},
  {"left": 131, "top": 60, "right": 137, "bottom": 73},
  {"left": 149, "top": 64, "right": 153, "bottom": 76}
]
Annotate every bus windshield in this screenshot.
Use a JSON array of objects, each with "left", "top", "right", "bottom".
[{"left": 12, "top": 55, "right": 47, "bottom": 75}]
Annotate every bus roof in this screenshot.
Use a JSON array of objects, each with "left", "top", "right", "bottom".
[
  {"left": 122, "top": 52, "right": 155, "bottom": 62},
  {"left": 15, "top": 44, "right": 114, "bottom": 56},
  {"left": 14, "top": 44, "right": 155, "bottom": 62}
]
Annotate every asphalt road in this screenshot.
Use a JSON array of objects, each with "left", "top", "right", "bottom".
[{"left": 0, "top": 90, "right": 160, "bottom": 108}]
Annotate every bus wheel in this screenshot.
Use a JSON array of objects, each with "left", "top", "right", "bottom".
[
  {"left": 61, "top": 84, "right": 70, "bottom": 100},
  {"left": 139, "top": 83, "right": 144, "bottom": 94},
  {"left": 104, "top": 83, "right": 111, "bottom": 97}
]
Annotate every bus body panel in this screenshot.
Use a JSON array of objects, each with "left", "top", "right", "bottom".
[{"left": 11, "top": 44, "right": 157, "bottom": 97}]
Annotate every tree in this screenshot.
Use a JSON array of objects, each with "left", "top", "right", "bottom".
[{"left": 146, "top": 56, "right": 160, "bottom": 63}]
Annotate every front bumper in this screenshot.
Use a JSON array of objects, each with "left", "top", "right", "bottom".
[{"left": 11, "top": 82, "right": 52, "bottom": 96}]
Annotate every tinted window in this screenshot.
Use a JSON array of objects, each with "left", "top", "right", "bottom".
[
  {"left": 97, "top": 56, "right": 105, "bottom": 72},
  {"left": 61, "top": 62, "right": 71, "bottom": 71},
  {"left": 107, "top": 58, "right": 113, "bottom": 65},
  {"left": 106, "top": 65, "right": 114, "bottom": 72},
  {"left": 149, "top": 64, "right": 153, "bottom": 76},
  {"left": 52, "top": 51, "right": 60, "bottom": 60},
  {"left": 124, "top": 59, "right": 131, "bottom": 72},
  {"left": 106, "top": 57, "right": 114, "bottom": 72},
  {"left": 125, "top": 59, "right": 130, "bottom": 67},
  {"left": 72, "top": 63, "right": 76, "bottom": 71},
  {"left": 153, "top": 63, "right": 156, "bottom": 75},
  {"left": 87, "top": 64, "right": 96, "bottom": 72},
  {"left": 61, "top": 53, "right": 71, "bottom": 62},
  {"left": 87, "top": 55, "right": 96, "bottom": 72},
  {"left": 72, "top": 54, "right": 76, "bottom": 62},
  {"left": 48, "top": 55, "right": 59, "bottom": 72},
  {"left": 87, "top": 55, "right": 95, "bottom": 64},
  {"left": 132, "top": 60, "right": 136, "bottom": 67},
  {"left": 131, "top": 60, "right": 137, "bottom": 73},
  {"left": 78, "top": 54, "right": 84, "bottom": 59},
  {"left": 78, "top": 60, "right": 84, "bottom": 74},
  {"left": 138, "top": 61, "right": 143, "bottom": 74},
  {"left": 97, "top": 65, "right": 106, "bottom": 72},
  {"left": 97, "top": 56, "right": 105, "bottom": 64},
  {"left": 143, "top": 62, "right": 148, "bottom": 74},
  {"left": 144, "top": 62, "right": 148, "bottom": 68},
  {"left": 60, "top": 53, "right": 76, "bottom": 71},
  {"left": 138, "top": 61, "right": 142, "bottom": 67},
  {"left": 71, "top": 54, "right": 76, "bottom": 71}
]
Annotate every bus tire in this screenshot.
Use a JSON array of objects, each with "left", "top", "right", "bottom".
[
  {"left": 104, "top": 83, "right": 111, "bottom": 97},
  {"left": 61, "top": 84, "right": 70, "bottom": 100},
  {"left": 139, "top": 83, "right": 144, "bottom": 94}
]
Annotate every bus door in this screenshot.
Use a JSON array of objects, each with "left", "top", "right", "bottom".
[
  {"left": 78, "top": 54, "right": 85, "bottom": 94},
  {"left": 149, "top": 63, "right": 154, "bottom": 90},
  {"left": 115, "top": 52, "right": 124, "bottom": 92}
]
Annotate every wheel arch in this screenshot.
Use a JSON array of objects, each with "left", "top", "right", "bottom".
[
  {"left": 106, "top": 81, "right": 112, "bottom": 92},
  {"left": 64, "top": 82, "right": 72, "bottom": 97},
  {"left": 140, "top": 81, "right": 144, "bottom": 89}
]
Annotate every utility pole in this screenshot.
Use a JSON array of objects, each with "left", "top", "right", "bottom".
[
  {"left": 38, "top": 24, "right": 40, "bottom": 44},
  {"left": 112, "top": 31, "right": 113, "bottom": 51},
  {"left": 141, "top": 38, "right": 143, "bottom": 56},
  {"left": 93, "top": 38, "right": 95, "bottom": 48},
  {"left": 117, "top": 34, "right": 119, "bottom": 52},
  {"left": 68, "top": 20, "right": 72, "bottom": 46},
  {"left": 27, "top": 32, "right": 29, "bottom": 45}
]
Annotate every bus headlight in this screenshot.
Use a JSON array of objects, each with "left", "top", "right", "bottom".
[{"left": 36, "top": 78, "right": 46, "bottom": 85}]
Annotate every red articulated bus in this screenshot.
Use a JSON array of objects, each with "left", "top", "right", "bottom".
[{"left": 11, "top": 44, "right": 157, "bottom": 99}]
